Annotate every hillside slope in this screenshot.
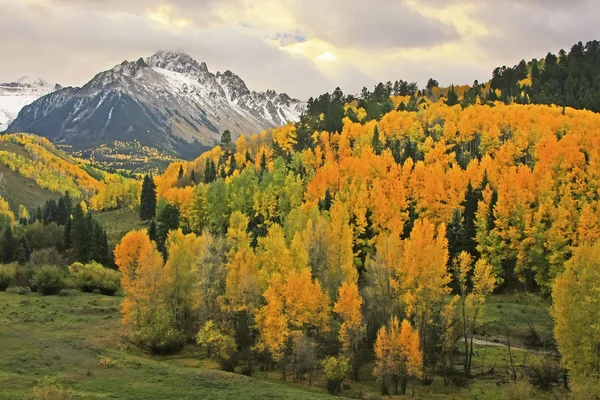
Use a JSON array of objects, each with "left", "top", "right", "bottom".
[{"left": 0, "top": 133, "right": 140, "bottom": 212}]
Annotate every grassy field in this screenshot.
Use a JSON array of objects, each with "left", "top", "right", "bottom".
[
  {"left": 94, "top": 207, "right": 148, "bottom": 246},
  {"left": 0, "top": 291, "right": 334, "bottom": 400},
  {"left": 0, "top": 290, "right": 566, "bottom": 400}
]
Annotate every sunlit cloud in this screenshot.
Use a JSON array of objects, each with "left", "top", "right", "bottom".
[
  {"left": 316, "top": 51, "right": 336, "bottom": 62},
  {"left": 147, "top": 4, "right": 191, "bottom": 28}
]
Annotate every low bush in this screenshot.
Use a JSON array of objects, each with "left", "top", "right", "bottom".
[
  {"left": 68, "top": 262, "right": 120, "bottom": 296},
  {"left": 527, "top": 355, "right": 561, "bottom": 391},
  {"left": 503, "top": 380, "right": 534, "bottom": 400},
  {"left": 0, "top": 264, "right": 16, "bottom": 291},
  {"left": 5, "top": 286, "right": 30, "bottom": 295},
  {"left": 32, "top": 266, "right": 65, "bottom": 295},
  {"left": 322, "top": 356, "right": 351, "bottom": 394},
  {"left": 32, "top": 378, "right": 71, "bottom": 400}
]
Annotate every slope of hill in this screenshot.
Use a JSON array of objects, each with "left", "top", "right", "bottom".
[
  {"left": 0, "top": 77, "right": 61, "bottom": 131},
  {"left": 0, "top": 133, "right": 140, "bottom": 212},
  {"left": 6, "top": 52, "right": 306, "bottom": 163}
]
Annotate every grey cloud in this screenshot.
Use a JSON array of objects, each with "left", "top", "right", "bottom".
[
  {"left": 286, "top": 0, "right": 460, "bottom": 50},
  {"left": 473, "top": 0, "right": 600, "bottom": 65}
]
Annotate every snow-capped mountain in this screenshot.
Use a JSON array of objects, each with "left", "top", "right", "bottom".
[
  {"left": 0, "top": 77, "right": 61, "bottom": 131},
  {"left": 6, "top": 52, "right": 306, "bottom": 158}
]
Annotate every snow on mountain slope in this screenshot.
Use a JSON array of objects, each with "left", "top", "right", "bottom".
[
  {"left": 0, "top": 77, "right": 61, "bottom": 131},
  {"left": 6, "top": 52, "right": 305, "bottom": 160}
]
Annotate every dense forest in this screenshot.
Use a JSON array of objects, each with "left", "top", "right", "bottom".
[{"left": 108, "top": 97, "right": 600, "bottom": 396}]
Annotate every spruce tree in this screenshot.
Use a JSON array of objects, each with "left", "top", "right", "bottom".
[
  {"left": 70, "top": 203, "right": 89, "bottom": 262},
  {"left": 63, "top": 218, "right": 72, "bottom": 249},
  {"left": 36, "top": 206, "right": 43, "bottom": 223},
  {"left": 56, "top": 196, "right": 69, "bottom": 226},
  {"left": 63, "top": 191, "right": 73, "bottom": 215},
  {"left": 43, "top": 199, "right": 58, "bottom": 225},
  {"left": 190, "top": 170, "right": 196, "bottom": 184},
  {"left": 139, "top": 175, "right": 157, "bottom": 220},
  {"left": 178, "top": 165, "right": 184, "bottom": 180},
  {"left": 148, "top": 219, "right": 158, "bottom": 244},
  {"left": 371, "top": 126, "right": 382, "bottom": 155},
  {"left": 2, "top": 226, "right": 15, "bottom": 263},
  {"left": 14, "top": 235, "right": 32, "bottom": 264},
  {"left": 156, "top": 200, "right": 180, "bottom": 254},
  {"left": 446, "top": 85, "right": 460, "bottom": 106}
]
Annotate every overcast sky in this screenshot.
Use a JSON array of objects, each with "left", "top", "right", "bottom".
[{"left": 1, "top": 0, "right": 599, "bottom": 99}]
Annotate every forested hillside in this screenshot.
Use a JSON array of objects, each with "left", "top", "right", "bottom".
[
  {"left": 490, "top": 40, "right": 600, "bottom": 111},
  {"left": 101, "top": 96, "right": 600, "bottom": 396},
  {"left": 0, "top": 133, "right": 140, "bottom": 212}
]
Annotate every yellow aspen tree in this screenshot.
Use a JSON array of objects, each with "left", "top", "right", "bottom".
[
  {"left": 374, "top": 317, "right": 423, "bottom": 395},
  {"left": 552, "top": 242, "right": 600, "bottom": 395},
  {"left": 114, "top": 230, "right": 182, "bottom": 353},
  {"left": 333, "top": 282, "right": 365, "bottom": 380},
  {"left": 221, "top": 211, "right": 260, "bottom": 314},
  {"left": 325, "top": 201, "right": 357, "bottom": 298},
  {"left": 256, "top": 268, "right": 330, "bottom": 380},
  {"left": 454, "top": 251, "right": 495, "bottom": 376},
  {"left": 163, "top": 229, "right": 202, "bottom": 336},
  {"left": 397, "top": 219, "right": 451, "bottom": 357}
]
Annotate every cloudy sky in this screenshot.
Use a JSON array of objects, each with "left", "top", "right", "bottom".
[{"left": 1, "top": 0, "right": 599, "bottom": 99}]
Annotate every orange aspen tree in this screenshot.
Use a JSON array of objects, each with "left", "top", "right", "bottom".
[{"left": 374, "top": 317, "right": 423, "bottom": 395}]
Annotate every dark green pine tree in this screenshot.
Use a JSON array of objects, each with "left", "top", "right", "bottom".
[
  {"left": 63, "top": 218, "right": 72, "bottom": 249},
  {"left": 204, "top": 159, "right": 217, "bottom": 184},
  {"left": 219, "top": 165, "right": 227, "bottom": 179},
  {"left": 229, "top": 153, "right": 237, "bottom": 175},
  {"left": 156, "top": 200, "right": 180, "bottom": 254},
  {"left": 88, "top": 220, "right": 108, "bottom": 265},
  {"left": 63, "top": 191, "right": 73, "bottom": 215},
  {"left": 462, "top": 182, "right": 480, "bottom": 257},
  {"left": 139, "top": 175, "right": 157, "bottom": 220},
  {"left": 245, "top": 150, "right": 253, "bottom": 164},
  {"left": 147, "top": 219, "right": 158, "bottom": 244},
  {"left": 371, "top": 126, "right": 382, "bottom": 155},
  {"left": 14, "top": 235, "right": 32, "bottom": 265},
  {"left": 221, "top": 129, "right": 232, "bottom": 149},
  {"left": 447, "top": 208, "right": 466, "bottom": 265},
  {"left": 2, "top": 226, "right": 16, "bottom": 263},
  {"left": 319, "top": 188, "right": 333, "bottom": 212},
  {"left": 446, "top": 85, "right": 460, "bottom": 106},
  {"left": 56, "top": 196, "right": 70, "bottom": 226},
  {"left": 190, "top": 170, "right": 197, "bottom": 184},
  {"left": 178, "top": 164, "right": 184, "bottom": 180},
  {"left": 259, "top": 152, "right": 268, "bottom": 176},
  {"left": 70, "top": 203, "right": 89, "bottom": 262},
  {"left": 43, "top": 199, "right": 58, "bottom": 225},
  {"left": 36, "top": 206, "right": 43, "bottom": 223}
]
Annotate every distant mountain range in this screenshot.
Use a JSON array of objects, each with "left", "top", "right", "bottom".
[
  {"left": 0, "top": 77, "right": 61, "bottom": 131},
  {"left": 5, "top": 52, "right": 305, "bottom": 160}
]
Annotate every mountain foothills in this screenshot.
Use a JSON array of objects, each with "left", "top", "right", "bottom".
[
  {"left": 5, "top": 51, "right": 305, "bottom": 169},
  {"left": 3, "top": 40, "right": 600, "bottom": 399},
  {"left": 0, "top": 77, "right": 61, "bottom": 132}
]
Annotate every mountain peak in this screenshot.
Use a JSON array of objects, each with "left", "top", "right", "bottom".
[
  {"left": 146, "top": 51, "right": 209, "bottom": 75},
  {"left": 15, "top": 76, "right": 51, "bottom": 87}
]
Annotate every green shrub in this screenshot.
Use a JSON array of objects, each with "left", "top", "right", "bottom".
[
  {"left": 0, "top": 264, "right": 16, "bottom": 291},
  {"left": 32, "top": 266, "right": 65, "bottom": 295},
  {"left": 322, "top": 356, "right": 351, "bottom": 394},
  {"left": 503, "top": 380, "right": 534, "bottom": 400},
  {"left": 32, "top": 378, "right": 71, "bottom": 400},
  {"left": 68, "top": 262, "right": 120, "bottom": 296},
  {"left": 5, "top": 286, "right": 30, "bottom": 295}
]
